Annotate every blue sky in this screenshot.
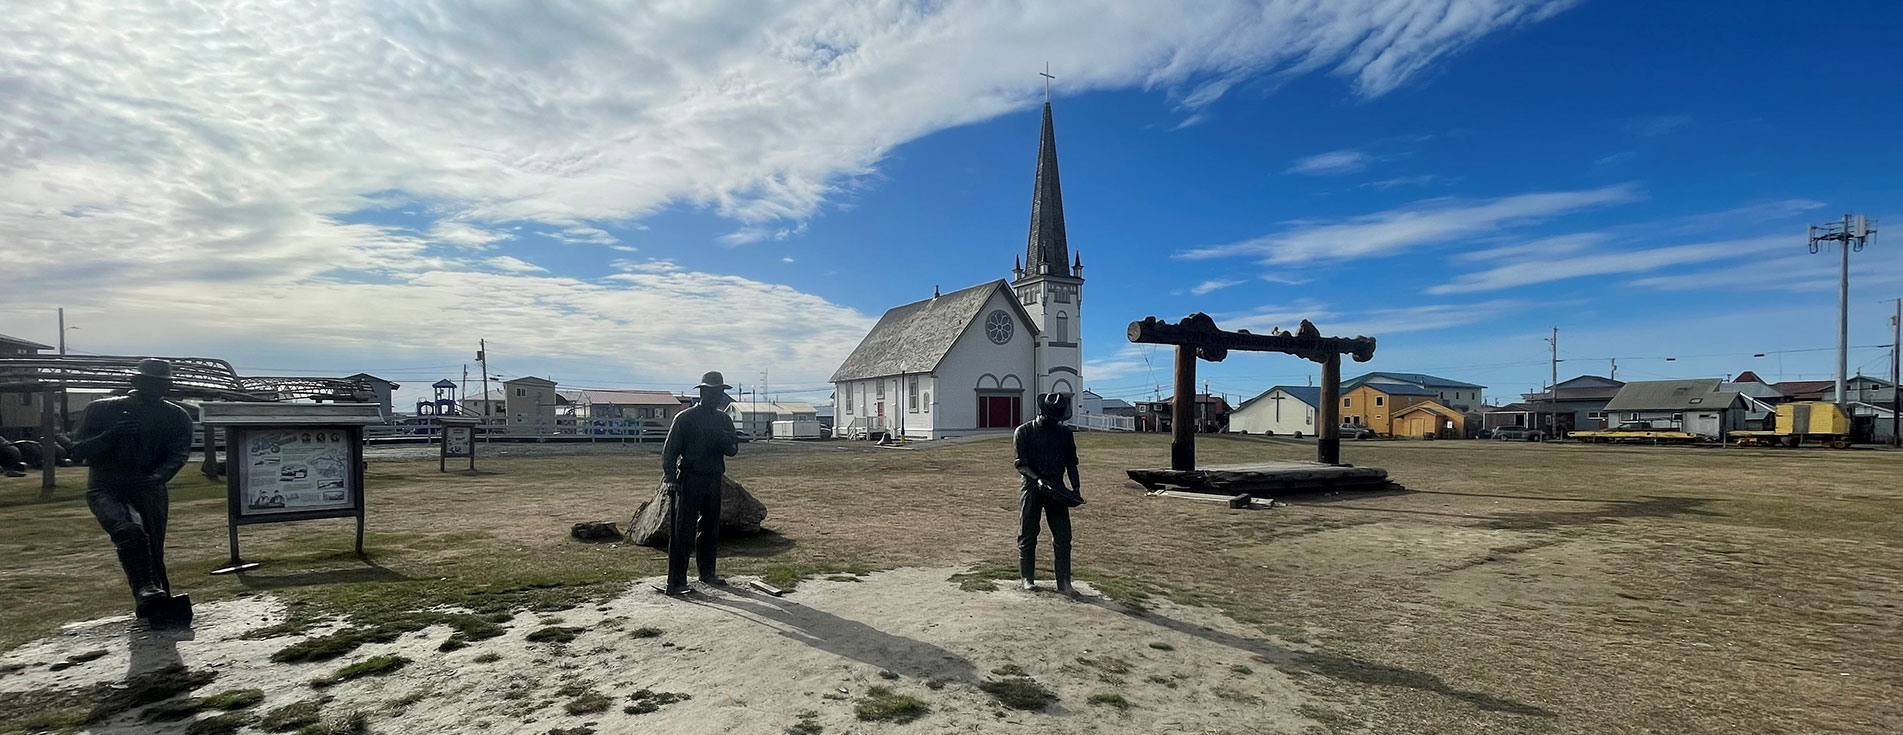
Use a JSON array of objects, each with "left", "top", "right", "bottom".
[{"left": 4, "top": 0, "right": 1899, "bottom": 410}]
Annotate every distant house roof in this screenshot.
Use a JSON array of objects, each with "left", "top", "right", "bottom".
[
  {"left": 1346, "top": 372, "right": 1485, "bottom": 390},
  {"left": 1238, "top": 385, "right": 1322, "bottom": 412},
  {"left": 0, "top": 333, "right": 52, "bottom": 351},
  {"left": 1355, "top": 383, "right": 1438, "bottom": 397},
  {"left": 1139, "top": 394, "right": 1229, "bottom": 411},
  {"left": 1393, "top": 401, "right": 1465, "bottom": 419},
  {"left": 566, "top": 389, "right": 683, "bottom": 407},
  {"left": 1523, "top": 375, "right": 1624, "bottom": 402},
  {"left": 1604, "top": 379, "right": 1741, "bottom": 411},
  {"left": 1080, "top": 389, "right": 1102, "bottom": 399},
  {"left": 1485, "top": 402, "right": 1540, "bottom": 413},
  {"left": 504, "top": 376, "right": 557, "bottom": 386},
  {"left": 1099, "top": 398, "right": 1134, "bottom": 410},
  {"left": 732, "top": 401, "right": 818, "bottom": 417},
  {"left": 1733, "top": 371, "right": 1767, "bottom": 384},
  {"left": 346, "top": 373, "right": 399, "bottom": 389},
  {"left": 830, "top": 280, "right": 1039, "bottom": 382}
]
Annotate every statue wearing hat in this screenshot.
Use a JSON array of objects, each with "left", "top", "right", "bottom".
[
  {"left": 69, "top": 358, "right": 196, "bottom": 624},
  {"left": 658, "top": 371, "right": 742, "bottom": 595},
  {"left": 1014, "top": 393, "right": 1084, "bottom": 594}
]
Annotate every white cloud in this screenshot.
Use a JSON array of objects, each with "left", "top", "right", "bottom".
[
  {"left": 1361, "top": 174, "right": 1449, "bottom": 189},
  {"left": 553, "top": 226, "right": 619, "bottom": 246},
  {"left": 1181, "top": 184, "right": 1640, "bottom": 265},
  {"left": 611, "top": 259, "right": 684, "bottom": 274},
  {"left": 1190, "top": 278, "right": 1247, "bottom": 295},
  {"left": 1454, "top": 232, "right": 1608, "bottom": 262},
  {"left": 1286, "top": 149, "right": 1374, "bottom": 175},
  {"left": 430, "top": 222, "right": 514, "bottom": 250},
  {"left": 1427, "top": 235, "right": 1788, "bottom": 294},
  {"left": 0, "top": 0, "right": 1574, "bottom": 385},
  {"left": 1223, "top": 297, "right": 1514, "bottom": 337},
  {"left": 781, "top": 256, "right": 796, "bottom": 264},
  {"left": 483, "top": 256, "right": 547, "bottom": 274}
]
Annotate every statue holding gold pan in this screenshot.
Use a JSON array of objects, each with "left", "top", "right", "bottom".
[{"left": 70, "top": 359, "right": 195, "bottom": 626}]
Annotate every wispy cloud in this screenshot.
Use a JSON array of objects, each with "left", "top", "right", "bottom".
[
  {"left": 611, "top": 258, "right": 683, "bottom": 274},
  {"left": 430, "top": 222, "right": 513, "bottom": 250},
  {"left": 1361, "top": 174, "right": 1449, "bottom": 190},
  {"left": 1427, "top": 236, "right": 1787, "bottom": 294},
  {"left": 1453, "top": 232, "right": 1608, "bottom": 262},
  {"left": 1180, "top": 185, "right": 1641, "bottom": 265},
  {"left": 1286, "top": 149, "right": 1374, "bottom": 175},
  {"left": 553, "top": 226, "right": 619, "bottom": 246},
  {"left": 483, "top": 255, "right": 547, "bottom": 274},
  {"left": 1190, "top": 278, "right": 1247, "bottom": 295},
  {"left": 1223, "top": 297, "right": 1515, "bottom": 338}
]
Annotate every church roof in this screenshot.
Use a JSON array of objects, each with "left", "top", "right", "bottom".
[
  {"left": 830, "top": 281, "right": 1037, "bottom": 383},
  {"left": 1023, "top": 102, "right": 1068, "bottom": 277}
]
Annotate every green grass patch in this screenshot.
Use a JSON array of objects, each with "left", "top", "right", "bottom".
[
  {"left": 525, "top": 625, "right": 585, "bottom": 644},
  {"left": 1147, "top": 642, "right": 1174, "bottom": 651},
  {"left": 259, "top": 697, "right": 330, "bottom": 731},
  {"left": 853, "top": 686, "right": 930, "bottom": 723},
  {"left": 1087, "top": 692, "right": 1132, "bottom": 711},
  {"left": 310, "top": 655, "right": 409, "bottom": 689},
  {"left": 991, "top": 663, "right": 1028, "bottom": 677},
  {"left": 1230, "top": 664, "right": 1254, "bottom": 675},
  {"left": 546, "top": 727, "right": 595, "bottom": 735},
  {"left": 271, "top": 611, "right": 506, "bottom": 663},
  {"left": 624, "top": 688, "right": 693, "bottom": 715},
  {"left": 978, "top": 675, "right": 1057, "bottom": 711},
  {"left": 785, "top": 709, "right": 824, "bottom": 734},
  {"left": 628, "top": 626, "right": 663, "bottom": 639},
  {"left": 183, "top": 712, "right": 257, "bottom": 735},
  {"left": 565, "top": 690, "right": 613, "bottom": 715},
  {"left": 289, "top": 710, "right": 369, "bottom": 735},
  {"left": 0, "top": 664, "right": 217, "bottom": 734},
  {"left": 948, "top": 566, "right": 1017, "bottom": 593}
]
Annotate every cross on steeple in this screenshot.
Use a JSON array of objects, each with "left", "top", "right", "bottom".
[{"left": 1040, "top": 62, "right": 1055, "bottom": 102}]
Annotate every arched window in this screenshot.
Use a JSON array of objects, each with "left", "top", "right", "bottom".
[{"left": 1055, "top": 312, "right": 1069, "bottom": 343}]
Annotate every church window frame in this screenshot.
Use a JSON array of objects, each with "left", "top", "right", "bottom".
[
  {"left": 1054, "top": 311, "right": 1069, "bottom": 343},
  {"left": 908, "top": 376, "right": 920, "bottom": 413},
  {"left": 985, "top": 310, "right": 1014, "bottom": 344},
  {"left": 1055, "top": 285, "right": 1071, "bottom": 303},
  {"left": 843, "top": 386, "right": 853, "bottom": 414},
  {"left": 876, "top": 381, "right": 884, "bottom": 400}
]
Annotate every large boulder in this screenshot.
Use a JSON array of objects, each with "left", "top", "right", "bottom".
[{"left": 629, "top": 475, "right": 768, "bottom": 548}]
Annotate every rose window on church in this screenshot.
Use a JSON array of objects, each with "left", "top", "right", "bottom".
[{"left": 985, "top": 310, "right": 1013, "bottom": 344}]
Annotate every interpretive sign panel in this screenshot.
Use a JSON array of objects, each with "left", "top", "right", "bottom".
[
  {"left": 200, "top": 402, "right": 382, "bottom": 573},
  {"left": 237, "top": 428, "right": 356, "bottom": 515},
  {"left": 438, "top": 416, "right": 479, "bottom": 472}
]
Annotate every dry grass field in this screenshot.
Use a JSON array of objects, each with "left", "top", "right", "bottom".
[{"left": 1, "top": 434, "right": 1899, "bottom": 734}]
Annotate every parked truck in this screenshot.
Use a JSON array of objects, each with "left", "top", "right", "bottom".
[{"left": 1729, "top": 401, "right": 1854, "bottom": 449}]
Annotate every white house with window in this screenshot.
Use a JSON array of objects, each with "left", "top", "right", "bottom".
[
  {"left": 1229, "top": 385, "right": 1322, "bottom": 436},
  {"left": 830, "top": 100, "right": 1084, "bottom": 439}
]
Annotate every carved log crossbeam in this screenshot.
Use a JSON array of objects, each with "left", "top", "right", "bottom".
[{"left": 1126, "top": 313, "right": 1375, "bottom": 364}]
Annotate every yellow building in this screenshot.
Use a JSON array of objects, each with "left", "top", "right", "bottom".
[
  {"left": 1392, "top": 401, "right": 1470, "bottom": 439},
  {"left": 1339, "top": 383, "right": 1438, "bottom": 436}
]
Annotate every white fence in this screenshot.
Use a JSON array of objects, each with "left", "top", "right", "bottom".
[{"left": 1072, "top": 412, "right": 1135, "bottom": 432}]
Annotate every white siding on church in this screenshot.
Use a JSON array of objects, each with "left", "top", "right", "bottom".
[{"left": 932, "top": 288, "right": 1038, "bottom": 438}]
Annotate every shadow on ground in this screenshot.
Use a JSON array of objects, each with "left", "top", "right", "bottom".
[
  {"left": 687, "top": 586, "right": 977, "bottom": 683},
  {"left": 1081, "top": 597, "right": 1554, "bottom": 718}
]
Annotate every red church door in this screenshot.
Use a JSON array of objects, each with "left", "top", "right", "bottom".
[{"left": 977, "top": 395, "right": 1021, "bottom": 429}]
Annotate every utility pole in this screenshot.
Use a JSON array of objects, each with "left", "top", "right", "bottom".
[
  {"left": 1889, "top": 298, "right": 1901, "bottom": 447},
  {"left": 1608, "top": 357, "right": 1617, "bottom": 382},
  {"left": 56, "top": 308, "right": 69, "bottom": 430},
  {"left": 1545, "top": 327, "right": 1559, "bottom": 438},
  {"left": 1809, "top": 214, "right": 1877, "bottom": 407},
  {"left": 477, "top": 340, "right": 491, "bottom": 443}
]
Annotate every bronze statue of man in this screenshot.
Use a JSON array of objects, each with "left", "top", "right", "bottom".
[
  {"left": 658, "top": 371, "right": 741, "bottom": 595},
  {"left": 1014, "top": 393, "right": 1083, "bottom": 594},
  {"left": 70, "top": 359, "right": 194, "bottom": 622}
]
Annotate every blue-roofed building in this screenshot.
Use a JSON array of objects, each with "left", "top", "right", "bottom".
[
  {"left": 1229, "top": 385, "right": 1324, "bottom": 436},
  {"left": 1344, "top": 372, "right": 1487, "bottom": 412}
]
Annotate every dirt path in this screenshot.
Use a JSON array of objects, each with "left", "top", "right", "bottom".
[{"left": 0, "top": 568, "right": 1320, "bottom": 734}]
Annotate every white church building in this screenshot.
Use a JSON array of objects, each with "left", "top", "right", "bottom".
[{"left": 831, "top": 101, "right": 1084, "bottom": 440}]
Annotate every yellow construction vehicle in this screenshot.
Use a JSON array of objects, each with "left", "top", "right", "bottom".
[
  {"left": 1568, "top": 421, "right": 1702, "bottom": 444},
  {"left": 1731, "top": 401, "right": 1854, "bottom": 448}
]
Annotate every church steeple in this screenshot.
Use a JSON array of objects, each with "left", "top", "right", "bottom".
[{"left": 1024, "top": 101, "right": 1068, "bottom": 277}]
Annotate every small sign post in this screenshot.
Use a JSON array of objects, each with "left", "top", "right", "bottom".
[
  {"left": 199, "top": 403, "right": 382, "bottom": 575},
  {"left": 439, "top": 416, "right": 478, "bottom": 472}
]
